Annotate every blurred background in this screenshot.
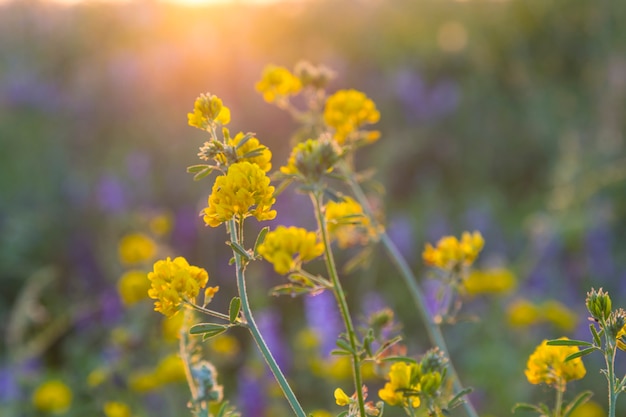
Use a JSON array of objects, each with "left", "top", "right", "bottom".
[{"left": 1, "top": 0, "right": 625, "bottom": 415}]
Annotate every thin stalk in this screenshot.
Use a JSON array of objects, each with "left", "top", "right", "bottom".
[
  {"left": 184, "top": 301, "right": 233, "bottom": 323},
  {"left": 228, "top": 219, "right": 307, "bottom": 417},
  {"left": 179, "top": 310, "right": 209, "bottom": 417},
  {"left": 554, "top": 386, "right": 563, "bottom": 417},
  {"left": 311, "top": 191, "right": 366, "bottom": 417},
  {"left": 340, "top": 162, "right": 479, "bottom": 417},
  {"left": 606, "top": 347, "right": 617, "bottom": 417}
]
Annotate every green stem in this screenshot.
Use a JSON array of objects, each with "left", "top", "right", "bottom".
[
  {"left": 554, "top": 386, "right": 563, "bottom": 417},
  {"left": 607, "top": 347, "right": 617, "bottom": 417},
  {"left": 311, "top": 191, "right": 366, "bottom": 417},
  {"left": 184, "top": 301, "right": 233, "bottom": 323},
  {"left": 179, "top": 310, "right": 209, "bottom": 417},
  {"left": 340, "top": 163, "right": 479, "bottom": 417},
  {"left": 228, "top": 219, "right": 307, "bottom": 417}
]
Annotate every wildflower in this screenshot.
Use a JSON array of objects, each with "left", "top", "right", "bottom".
[
  {"left": 378, "top": 361, "right": 421, "bottom": 408},
  {"left": 257, "top": 226, "right": 324, "bottom": 274},
  {"left": 568, "top": 400, "right": 605, "bottom": 417},
  {"left": 162, "top": 313, "right": 185, "bottom": 342},
  {"left": 154, "top": 354, "right": 186, "bottom": 384},
  {"left": 507, "top": 299, "right": 540, "bottom": 327},
  {"left": 210, "top": 334, "right": 241, "bottom": 359},
  {"left": 128, "top": 371, "right": 159, "bottom": 393},
  {"left": 294, "top": 61, "right": 335, "bottom": 89},
  {"left": 199, "top": 130, "right": 273, "bottom": 173},
  {"left": 118, "top": 233, "right": 156, "bottom": 265},
  {"left": 543, "top": 300, "right": 578, "bottom": 331},
  {"left": 334, "top": 387, "right": 351, "bottom": 406},
  {"left": 203, "top": 161, "right": 276, "bottom": 227},
  {"left": 525, "top": 338, "right": 586, "bottom": 391},
  {"left": 32, "top": 380, "right": 72, "bottom": 414},
  {"left": 188, "top": 93, "right": 231, "bottom": 130},
  {"left": 323, "top": 89, "right": 380, "bottom": 145},
  {"left": 586, "top": 287, "right": 612, "bottom": 322},
  {"left": 255, "top": 65, "right": 302, "bottom": 103},
  {"left": 117, "top": 270, "right": 150, "bottom": 305},
  {"left": 87, "top": 367, "right": 108, "bottom": 387},
  {"left": 280, "top": 137, "right": 341, "bottom": 184},
  {"left": 325, "top": 197, "right": 374, "bottom": 248},
  {"left": 149, "top": 212, "right": 173, "bottom": 236},
  {"left": 462, "top": 267, "right": 516, "bottom": 296},
  {"left": 422, "top": 231, "right": 484, "bottom": 271},
  {"left": 103, "top": 401, "right": 132, "bottom": 417},
  {"left": 147, "top": 256, "right": 209, "bottom": 317},
  {"left": 229, "top": 132, "right": 272, "bottom": 172}
]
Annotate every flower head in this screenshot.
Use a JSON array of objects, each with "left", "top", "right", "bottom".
[
  {"left": 325, "top": 196, "right": 375, "bottom": 248},
  {"left": 378, "top": 361, "right": 421, "bottom": 408},
  {"left": 258, "top": 226, "right": 324, "bottom": 274},
  {"left": 117, "top": 270, "right": 151, "bottom": 305},
  {"left": 104, "top": 402, "right": 132, "bottom": 417},
  {"left": 32, "top": 380, "right": 73, "bottom": 414},
  {"left": 323, "top": 89, "right": 380, "bottom": 145},
  {"left": 525, "top": 338, "right": 586, "bottom": 391},
  {"left": 255, "top": 65, "right": 302, "bottom": 103},
  {"left": 118, "top": 233, "right": 156, "bottom": 265},
  {"left": 280, "top": 138, "right": 340, "bottom": 183},
  {"left": 188, "top": 93, "right": 231, "bottom": 130},
  {"left": 334, "top": 387, "right": 351, "bottom": 406},
  {"left": 422, "top": 231, "right": 484, "bottom": 271},
  {"left": 199, "top": 130, "right": 272, "bottom": 173},
  {"left": 203, "top": 161, "right": 276, "bottom": 227},
  {"left": 147, "top": 256, "right": 209, "bottom": 317},
  {"left": 462, "top": 267, "right": 516, "bottom": 296}
]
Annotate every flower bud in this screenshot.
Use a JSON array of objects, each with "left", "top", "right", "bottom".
[
  {"left": 607, "top": 309, "right": 626, "bottom": 341},
  {"left": 586, "top": 287, "right": 612, "bottom": 321},
  {"left": 420, "top": 347, "right": 448, "bottom": 375},
  {"left": 419, "top": 371, "right": 442, "bottom": 396}
]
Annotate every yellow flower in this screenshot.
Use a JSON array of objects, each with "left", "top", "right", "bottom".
[
  {"left": 149, "top": 213, "right": 173, "bottom": 236},
  {"left": 507, "top": 299, "right": 540, "bottom": 327},
  {"left": 203, "top": 161, "right": 276, "bottom": 227},
  {"left": 147, "top": 257, "right": 209, "bottom": 317},
  {"left": 162, "top": 313, "right": 185, "bottom": 342},
  {"left": 462, "top": 268, "right": 516, "bottom": 296},
  {"left": 325, "top": 197, "right": 374, "bottom": 248},
  {"left": 104, "top": 402, "right": 132, "bottom": 417},
  {"left": 118, "top": 233, "right": 156, "bottom": 265},
  {"left": 255, "top": 65, "right": 302, "bottom": 103},
  {"left": 87, "top": 368, "right": 108, "bottom": 388},
  {"left": 128, "top": 371, "right": 159, "bottom": 393},
  {"left": 568, "top": 400, "right": 605, "bottom": 417},
  {"left": 117, "top": 270, "right": 151, "bottom": 305},
  {"left": 210, "top": 334, "right": 241, "bottom": 358},
  {"left": 422, "top": 231, "right": 484, "bottom": 270},
  {"left": 188, "top": 93, "right": 231, "bottom": 130},
  {"left": 257, "top": 226, "right": 324, "bottom": 274},
  {"left": 525, "top": 338, "right": 586, "bottom": 391},
  {"left": 280, "top": 138, "right": 340, "bottom": 182},
  {"left": 32, "top": 380, "right": 72, "bottom": 414},
  {"left": 323, "top": 89, "right": 380, "bottom": 145},
  {"left": 154, "top": 354, "right": 186, "bottom": 384},
  {"left": 378, "top": 361, "right": 420, "bottom": 408},
  {"left": 231, "top": 132, "right": 272, "bottom": 172},
  {"left": 543, "top": 300, "right": 578, "bottom": 332},
  {"left": 334, "top": 388, "right": 351, "bottom": 406}
]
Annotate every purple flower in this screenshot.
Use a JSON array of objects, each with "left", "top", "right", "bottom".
[
  {"left": 96, "top": 173, "right": 127, "bottom": 214},
  {"left": 256, "top": 309, "right": 290, "bottom": 371},
  {"left": 304, "top": 291, "right": 341, "bottom": 357}
]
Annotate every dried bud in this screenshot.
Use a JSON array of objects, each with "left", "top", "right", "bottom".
[{"left": 420, "top": 347, "right": 448, "bottom": 375}]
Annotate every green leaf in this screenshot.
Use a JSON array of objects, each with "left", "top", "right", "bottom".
[
  {"left": 590, "top": 323, "right": 602, "bottom": 346},
  {"left": 202, "top": 328, "right": 228, "bottom": 340},
  {"left": 447, "top": 387, "right": 472, "bottom": 410},
  {"left": 511, "top": 403, "right": 545, "bottom": 414},
  {"left": 269, "top": 284, "right": 312, "bottom": 297},
  {"left": 240, "top": 147, "right": 267, "bottom": 160},
  {"left": 190, "top": 323, "right": 228, "bottom": 336},
  {"left": 377, "top": 355, "right": 417, "bottom": 364},
  {"left": 235, "top": 132, "right": 256, "bottom": 149},
  {"left": 565, "top": 347, "right": 597, "bottom": 362},
  {"left": 563, "top": 391, "right": 593, "bottom": 417},
  {"left": 193, "top": 167, "right": 214, "bottom": 181},
  {"left": 335, "top": 338, "right": 356, "bottom": 355},
  {"left": 272, "top": 178, "right": 294, "bottom": 198},
  {"left": 546, "top": 339, "right": 593, "bottom": 347},
  {"left": 229, "top": 297, "right": 241, "bottom": 324},
  {"left": 253, "top": 226, "right": 269, "bottom": 258},
  {"left": 330, "top": 348, "right": 353, "bottom": 356},
  {"left": 228, "top": 241, "right": 251, "bottom": 261},
  {"left": 187, "top": 164, "right": 211, "bottom": 173},
  {"left": 342, "top": 246, "right": 373, "bottom": 274},
  {"left": 337, "top": 412, "right": 348, "bottom": 417}
]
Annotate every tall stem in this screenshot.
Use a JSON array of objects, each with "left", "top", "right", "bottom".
[
  {"left": 311, "top": 192, "right": 367, "bottom": 417},
  {"left": 606, "top": 346, "right": 617, "bottom": 417},
  {"left": 340, "top": 162, "right": 479, "bottom": 417},
  {"left": 554, "top": 386, "right": 563, "bottom": 417},
  {"left": 228, "top": 219, "right": 307, "bottom": 417}
]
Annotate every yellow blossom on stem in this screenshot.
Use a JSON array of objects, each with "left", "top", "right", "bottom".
[
  {"left": 422, "top": 231, "right": 484, "bottom": 270},
  {"left": 147, "top": 256, "right": 209, "bottom": 317},
  {"left": 280, "top": 138, "right": 340, "bottom": 183},
  {"left": 525, "top": 338, "right": 586, "bottom": 391},
  {"left": 104, "top": 401, "right": 132, "bottom": 417},
  {"left": 462, "top": 267, "right": 516, "bottom": 296},
  {"left": 32, "top": 380, "right": 73, "bottom": 414},
  {"left": 203, "top": 161, "right": 276, "bottom": 227},
  {"left": 378, "top": 361, "right": 421, "bottom": 408},
  {"left": 118, "top": 233, "right": 156, "bottom": 265},
  {"left": 543, "top": 300, "right": 578, "bottom": 332},
  {"left": 117, "top": 270, "right": 150, "bottom": 305},
  {"left": 323, "top": 89, "right": 380, "bottom": 145},
  {"left": 258, "top": 226, "right": 324, "bottom": 274},
  {"left": 255, "top": 65, "right": 302, "bottom": 103},
  {"left": 188, "top": 93, "right": 231, "bottom": 130},
  {"left": 507, "top": 299, "right": 541, "bottom": 327},
  {"left": 325, "top": 196, "right": 374, "bottom": 248},
  {"left": 334, "top": 388, "right": 351, "bottom": 406}
]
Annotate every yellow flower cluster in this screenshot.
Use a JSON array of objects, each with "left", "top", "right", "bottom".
[
  {"left": 378, "top": 361, "right": 421, "bottom": 408},
  {"left": 104, "top": 401, "right": 132, "bottom": 417},
  {"left": 462, "top": 267, "right": 517, "bottom": 296},
  {"left": 147, "top": 256, "right": 210, "bottom": 317},
  {"left": 118, "top": 233, "right": 156, "bottom": 265},
  {"left": 230, "top": 132, "right": 272, "bottom": 172},
  {"left": 325, "top": 197, "right": 374, "bottom": 248},
  {"left": 323, "top": 89, "right": 380, "bottom": 145},
  {"left": 128, "top": 354, "right": 187, "bottom": 393},
  {"left": 280, "top": 138, "right": 340, "bottom": 182},
  {"left": 188, "top": 93, "right": 231, "bottom": 130},
  {"left": 258, "top": 226, "right": 324, "bottom": 274},
  {"left": 255, "top": 65, "right": 302, "bottom": 103},
  {"left": 117, "top": 270, "right": 151, "bottom": 305},
  {"left": 525, "top": 338, "right": 586, "bottom": 390},
  {"left": 203, "top": 161, "right": 276, "bottom": 227},
  {"left": 32, "top": 379, "right": 73, "bottom": 414},
  {"left": 422, "top": 231, "right": 484, "bottom": 270},
  {"left": 506, "top": 299, "right": 578, "bottom": 331}
]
